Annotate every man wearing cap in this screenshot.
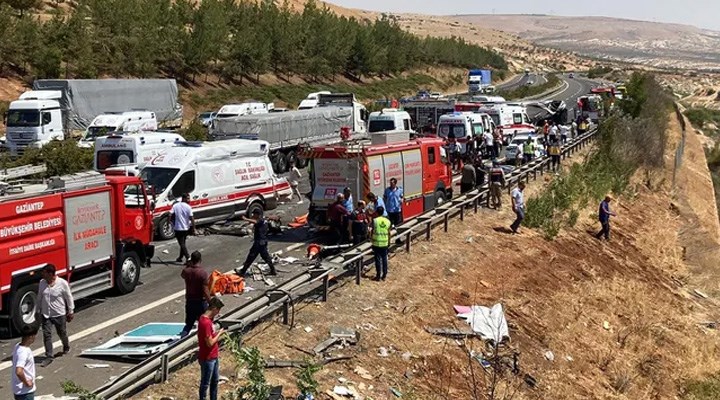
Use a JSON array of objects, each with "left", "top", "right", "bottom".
[
  {"left": 489, "top": 160, "right": 506, "bottom": 209},
  {"left": 197, "top": 296, "right": 226, "bottom": 400},
  {"left": 596, "top": 195, "right": 617, "bottom": 241},
  {"left": 239, "top": 209, "right": 277, "bottom": 276}
]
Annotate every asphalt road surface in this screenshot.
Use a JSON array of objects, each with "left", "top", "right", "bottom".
[{"left": 0, "top": 74, "right": 597, "bottom": 397}]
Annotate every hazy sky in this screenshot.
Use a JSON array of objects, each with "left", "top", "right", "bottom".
[{"left": 325, "top": 0, "right": 719, "bottom": 31}]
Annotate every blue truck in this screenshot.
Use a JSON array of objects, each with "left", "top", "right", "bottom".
[{"left": 468, "top": 69, "right": 492, "bottom": 93}]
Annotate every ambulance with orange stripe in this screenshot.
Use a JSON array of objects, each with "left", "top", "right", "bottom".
[
  {"left": 141, "top": 139, "right": 292, "bottom": 240},
  {"left": 303, "top": 131, "right": 452, "bottom": 226}
]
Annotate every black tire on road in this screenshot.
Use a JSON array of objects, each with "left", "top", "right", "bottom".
[
  {"left": 272, "top": 152, "right": 287, "bottom": 174},
  {"left": 245, "top": 201, "right": 265, "bottom": 218},
  {"left": 157, "top": 215, "right": 176, "bottom": 240},
  {"left": 11, "top": 283, "right": 40, "bottom": 334},
  {"left": 115, "top": 251, "right": 141, "bottom": 294}
]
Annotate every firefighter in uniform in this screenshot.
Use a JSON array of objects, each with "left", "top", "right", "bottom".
[{"left": 371, "top": 207, "right": 391, "bottom": 282}]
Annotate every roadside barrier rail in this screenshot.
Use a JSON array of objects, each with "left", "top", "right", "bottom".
[{"left": 94, "top": 127, "right": 599, "bottom": 399}]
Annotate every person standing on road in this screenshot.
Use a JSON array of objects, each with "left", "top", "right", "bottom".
[
  {"left": 595, "top": 195, "right": 617, "bottom": 241},
  {"left": 327, "top": 193, "right": 350, "bottom": 244},
  {"left": 365, "top": 193, "right": 387, "bottom": 218},
  {"left": 384, "top": 178, "right": 404, "bottom": 227},
  {"left": 239, "top": 209, "right": 278, "bottom": 276},
  {"left": 548, "top": 138, "right": 562, "bottom": 173},
  {"left": 522, "top": 138, "right": 535, "bottom": 164},
  {"left": 12, "top": 326, "right": 37, "bottom": 400},
  {"left": 171, "top": 193, "right": 195, "bottom": 264},
  {"left": 37, "top": 264, "right": 73, "bottom": 367},
  {"left": 371, "top": 206, "right": 391, "bottom": 281},
  {"left": 197, "top": 296, "right": 226, "bottom": 400},
  {"left": 489, "top": 160, "right": 506, "bottom": 209},
  {"left": 288, "top": 161, "right": 303, "bottom": 204},
  {"left": 560, "top": 124, "right": 569, "bottom": 144},
  {"left": 571, "top": 120, "right": 578, "bottom": 139},
  {"left": 510, "top": 181, "right": 526, "bottom": 234},
  {"left": 483, "top": 129, "right": 495, "bottom": 158},
  {"left": 180, "top": 251, "right": 210, "bottom": 337},
  {"left": 460, "top": 162, "right": 476, "bottom": 194},
  {"left": 343, "top": 187, "right": 354, "bottom": 213},
  {"left": 350, "top": 201, "right": 370, "bottom": 245}
]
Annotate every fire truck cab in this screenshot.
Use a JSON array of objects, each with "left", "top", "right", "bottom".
[
  {"left": 0, "top": 172, "right": 154, "bottom": 333},
  {"left": 303, "top": 131, "right": 452, "bottom": 226}
]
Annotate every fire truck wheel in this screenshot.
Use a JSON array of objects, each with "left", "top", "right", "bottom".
[
  {"left": 116, "top": 251, "right": 141, "bottom": 294},
  {"left": 272, "top": 152, "right": 287, "bottom": 174},
  {"left": 11, "top": 283, "right": 40, "bottom": 333},
  {"left": 434, "top": 190, "right": 447, "bottom": 206},
  {"left": 245, "top": 201, "right": 265, "bottom": 218},
  {"left": 157, "top": 216, "right": 176, "bottom": 241}
]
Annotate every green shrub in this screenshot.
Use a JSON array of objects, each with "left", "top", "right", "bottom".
[
  {"left": 0, "top": 140, "right": 94, "bottom": 177},
  {"left": 683, "top": 374, "right": 720, "bottom": 400},
  {"left": 587, "top": 65, "right": 613, "bottom": 79},
  {"left": 181, "top": 121, "right": 208, "bottom": 141}
]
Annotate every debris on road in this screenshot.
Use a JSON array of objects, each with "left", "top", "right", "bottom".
[
  {"left": 425, "top": 326, "right": 478, "bottom": 338},
  {"left": 354, "top": 366, "right": 373, "bottom": 380},
  {"left": 304, "top": 326, "right": 313, "bottom": 333},
  {"left": 85, "top": 363, "right": 111, "bottom": 369},
  {"left": 544, "top": 350, "right": 555, "bottom": 361}
]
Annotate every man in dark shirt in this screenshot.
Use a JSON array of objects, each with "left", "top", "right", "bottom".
[
  {"left": 349, "top": 200, "right": 369, "bottom": 245},
  {"left": 595, "top": 195, "right": 617, "bottom": 241},
  {"left": 460, "top": 162, "right": 476, "bottom": 194},
  {"left": 327, "top": 193, "right": 349, "bottom": 244},
  {"left": 180, "top": 251, "right": 210, "bottom": 337},
  {"left": 239, "top": 209, "right": 278, "bottom": 276}
]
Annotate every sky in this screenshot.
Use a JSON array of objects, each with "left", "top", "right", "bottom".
[{"left": 325, "top": 0, "right": 720, "bottom": 31}]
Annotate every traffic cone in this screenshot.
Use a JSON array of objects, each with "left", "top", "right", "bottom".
[{"left": 307, "top": 244, "right": 322, "bottom": 259}]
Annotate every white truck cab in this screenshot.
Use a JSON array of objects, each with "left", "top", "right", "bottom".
[
  {"left": 94, "top": 131, "right": 186, "bottom": 174},
  {"left": 78, "top": 111, "right": 158, "bottom": 148},
  {"left": 368, "top": 108, "right": 413, "bottom": 133},
  {"left": 298, "top": 91, "right": 332, "bottom": 110},
  {"left": 4, "top": 90, "right": 64, "bottom": 153},
  {"left": 143, "top": 140, "right": 292, "bottom": 239}
]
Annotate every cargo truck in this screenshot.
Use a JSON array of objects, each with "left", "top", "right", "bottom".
[
  {"left": 301, "top": 131, "right": 452, "bottom": 227},
  {"left": 209, "top": 93, "right": 368, "bottom": 173},
  {"left": 402, "top": 99, "right": 456, "bottom": 135},
  {"left": 0, "top": 172, "right": 154, "bottom": 333},
  {"left": 4, "top": 79, "right": 183, "bottom": 153},
  {"left": 468, "top": 69, "right": 492, "bottom": 94}
]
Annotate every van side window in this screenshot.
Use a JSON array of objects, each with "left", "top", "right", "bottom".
[
  {"left": 403, "top": 119, "right": 410, "bottom": 130},
  {"left": 513, "top": 113, "right": 523, "bottom": 125},
  {"left": 428, "top": 147, "right": 436, "bottom": 164},
  {"left": 42, "top": 112, "right": 52, "bottom": 125},
  {"left": 171, "top": 171, "right": 195, "bottom": 198},
  {"left": 124, "top": 184, "right": 146, "bottom": 209}
]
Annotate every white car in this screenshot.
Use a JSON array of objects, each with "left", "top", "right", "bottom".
[{"left": 505, "top": 135, "right": 545, "bottom": 162}]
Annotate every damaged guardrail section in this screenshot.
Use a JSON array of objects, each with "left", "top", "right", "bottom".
[{"left": 94, "top": 128, "right": 599, "bottom": 399}]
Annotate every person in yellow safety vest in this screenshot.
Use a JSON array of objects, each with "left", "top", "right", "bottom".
[
  {"left": 371, "top": 206, "right": 391, "bottom": 282},
  {"left": 522, "top": 138, "right": 535, "bottom": 164},
  {"left": 549, "top": 138, "right": 562, "bottom": 172}
]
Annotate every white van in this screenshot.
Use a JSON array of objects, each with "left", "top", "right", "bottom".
[
  {"left": 79, "top": 111, "right": 158, "bottom": 148},
  {"left": 368, "top": 109, "right": 413, "bottom": 133},
  {"left": 142, "top": 139, "right": 293, "bottom": 239},
  {"left": 298, "top": 91, "right": 332, "bottom": 110},
  {"left": 215, "top": 102, "right": 272, "bottom": 119},
  {"left": 437, "top": 112, "right": 490, "bottom": 153},
  {"left": 94, "top": 131, "right": 186, "bottom": 173}
]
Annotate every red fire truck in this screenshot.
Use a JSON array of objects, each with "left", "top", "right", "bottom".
[
  {"left": 0, "top": 172, "right": 154, "bottom": 333},
  {"left": 302, "top": 132, "right": 453, "bottom": 225}
]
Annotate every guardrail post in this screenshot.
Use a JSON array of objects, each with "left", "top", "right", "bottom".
[
  {"left": 405, "top": 233, "right": 411, "bottom": 253},
  {"left": 322, "top": 275, "right": 329, "bottom": 302},
  {"left": 444, "top": 213, "right": 449, "bottom": 232},
  {"left": 474, "top": 196, "right": 479, "bottom": 213},
  {"left": 160, "top": 354, "right": 169, "bottom": 383},
  {"left": 533, "top": 168, "right": 537, "bottom": 180},
  {"left": 282, "top": 301, "right": 289, "bottom": 325},
  {"left": 460, "top": 204, "right": 465, "bottom": 221},
  {"left": 425, "top": 221, "right": 431, "bottom": 240},
  {"left": 355, "top": 259, "right": 361, "bottom": 285}
]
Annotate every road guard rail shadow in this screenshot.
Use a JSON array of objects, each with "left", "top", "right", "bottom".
[{"left": 94, "top": 127, "right": 599, "bottom": 399}]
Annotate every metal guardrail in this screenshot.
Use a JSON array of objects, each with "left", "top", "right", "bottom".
[{"left": 93, "top": 127, "right": 599, "bottom": 399}]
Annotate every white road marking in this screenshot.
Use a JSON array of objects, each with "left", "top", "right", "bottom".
[{"left": 0, "top": 290, "right": 187, "bottom": 371}]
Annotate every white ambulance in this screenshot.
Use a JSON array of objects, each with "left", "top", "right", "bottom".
[
  {"left": 78, "top": 111, "right": 158, "bottom": 148},
  {"left": 436, "top": 112, "right": 494, "bottom": 153},
  {"left": 142, "top": 139, "right": 292, "bottom": 239},
  {"left": 94, "top": 131, "right": 186, "bottom": 174}
]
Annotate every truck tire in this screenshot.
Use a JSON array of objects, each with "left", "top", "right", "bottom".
[
  {"left": 271, "top": 152, "right": 287, "bottom": 174},
  {"left": 115, "top": 251, "right": 141, "bottom": 294},
  {"left": 157, "top": 216, "right": 175, "bottom": 240},
  {"left": 11, "top": 283, "right": 40, "bottom": 334},
  {"left": 296, "top": 156, "right": 308, "bottom": 169},
  {"left": 245, "top": 201, "right": 265, "bottom": 218},
  {"left": 285, "top": 151, "right": 298, "bottom": 169},
  {"left": 434, "top": 190, "right": 447, "bottom": 206}
]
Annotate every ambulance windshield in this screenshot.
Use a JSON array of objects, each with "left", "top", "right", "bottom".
[{"left": 141, "top": 167, "right": 179, "bottom": 196}]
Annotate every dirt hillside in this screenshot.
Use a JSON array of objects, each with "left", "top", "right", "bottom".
[{"left": 137, "top": 111, "right": 720, "bottom": 400}]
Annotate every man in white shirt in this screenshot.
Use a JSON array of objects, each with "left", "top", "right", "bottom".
[
  {"left": 171, "top": 193, "right": 195, "bottom": 263},
  {"left": 510, "top": 181, "right": 526, "bottom": 234},
  {"left": 288, "top": 161, "right": 303, "bottom": 204},
  {"left": 37, "top": 264, "right": 74, "bottom": 367},
  {"left": 12, "top": 326, "right": 37, "bottom": 399},
  {"left": 483, "top": 130, "right": 495, "bottom": 158}
]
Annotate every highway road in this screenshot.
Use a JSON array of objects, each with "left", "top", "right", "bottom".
[{"left": 0, "top": 74, "right": 597, "bottom": 397}]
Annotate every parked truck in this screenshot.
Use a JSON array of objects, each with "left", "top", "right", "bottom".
[
  {"left": 468, "top": 69, "right": 492, "bottom": 94},
  {"left": 4, "top": 79, "right": 183, "bottom": 153},
  {"left": 402, "top": 99, "right": 456, "bottom": 135},
  {"left": 0, "top": 172, "right": 154, "bottom": 333},
  {"left": 209, "top": 93, "right": 368, "bottom": 173},
  {"left": 302, "top": 131, "right": 452, "bottom": 226}
]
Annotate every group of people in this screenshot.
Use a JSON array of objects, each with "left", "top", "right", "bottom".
[{"left": 445, "top": 126, "right": 505, "bottom": 172}]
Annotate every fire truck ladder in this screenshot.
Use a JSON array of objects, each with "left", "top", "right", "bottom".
[
  {"left": 0, "top": 171, "right": 108, "bottom": 202},
  {"left": 0, "top": 164, "right": 47, "bottom": 196}
]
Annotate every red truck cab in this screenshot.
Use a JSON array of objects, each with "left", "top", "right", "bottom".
[{"left": 0, "top": 173, "right": 154, "bottom": 333}]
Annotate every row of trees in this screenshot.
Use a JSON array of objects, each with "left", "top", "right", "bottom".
[{"left": 0, "top": 0, "right": 507, "bottom": 82}]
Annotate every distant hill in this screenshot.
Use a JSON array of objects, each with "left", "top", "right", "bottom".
[{"left": 453, "top": 14, "right": 720, "bottom": 71}]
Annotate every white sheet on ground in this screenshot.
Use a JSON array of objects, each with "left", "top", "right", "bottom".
[{"left": 456, "top": 303, "right": 509, "bottom": 342}]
